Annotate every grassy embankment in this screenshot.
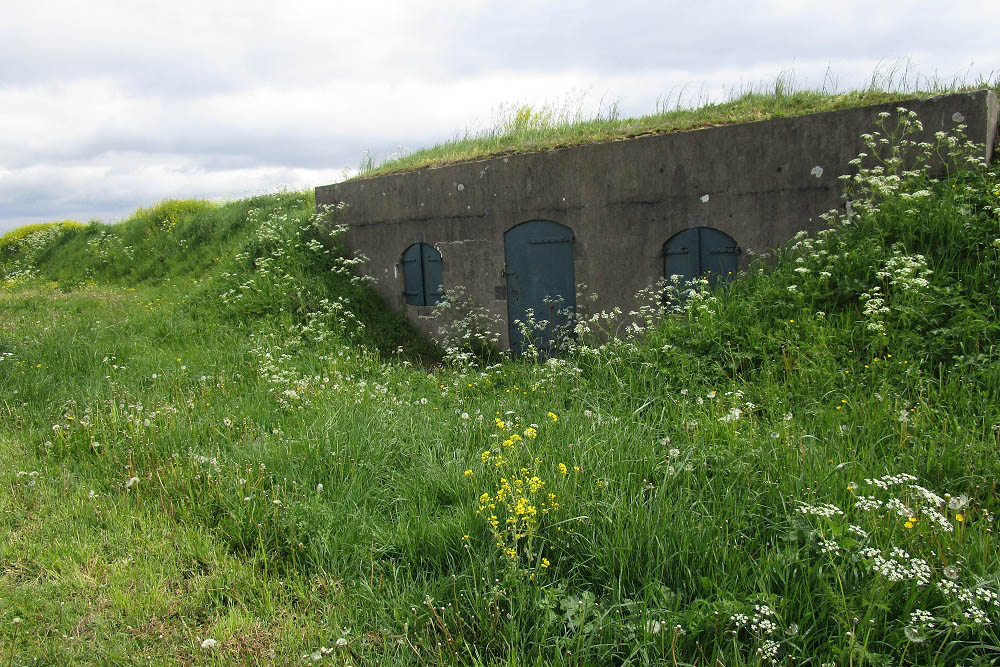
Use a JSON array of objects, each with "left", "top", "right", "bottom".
[
  {"left": 356, "top": 71, "right": 999, "bottom": 177},
  {"left": 2, "top": 109, "right": 1000, "bottom": 665}
]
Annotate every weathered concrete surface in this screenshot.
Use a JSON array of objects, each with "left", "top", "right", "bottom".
[{"left": 317, "top": 90, "right": 999, "bottom": 350}]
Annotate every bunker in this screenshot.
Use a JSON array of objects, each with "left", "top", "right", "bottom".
[{"left": 317, "top": 90, "right": 999, "bottom": 352}]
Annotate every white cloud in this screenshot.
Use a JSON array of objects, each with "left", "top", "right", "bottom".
[{"left": 1, "top": 0, "right": 998, "bottom": 233}]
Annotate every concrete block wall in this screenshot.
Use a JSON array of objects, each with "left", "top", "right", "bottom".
[{"left": 316, "top": 90, "right": 999, "bottom": 350}]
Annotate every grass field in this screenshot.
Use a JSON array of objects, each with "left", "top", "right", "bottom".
[{"left": 2, "top": 108, "right": 999, "bottom": 665}]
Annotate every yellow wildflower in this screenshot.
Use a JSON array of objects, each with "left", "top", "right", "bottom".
[
  {"left": 541, "top": 558, "right": 550, "bottom": 568},
  {"left": 956, "top": 513, "right": 965, "bottom": 522},
  {"left": 464, "top": 469, "right": 474, "bottom": 477},
  {"left": 558, "top": 463, "right": 568, "bottom": 475},
  {"left": 547, "top": 412, "right": 558, "bottom": 422}
]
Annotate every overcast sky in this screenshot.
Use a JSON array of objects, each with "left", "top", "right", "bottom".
[{"left": 1, "top": 1, "right": 997, "bottom": 233}]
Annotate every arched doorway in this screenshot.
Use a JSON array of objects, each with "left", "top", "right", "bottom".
[
  {"left": 504, "top": 220, "right": 576, "bottom": 355},
  {"left": 663, "top": 227, "right": 740, "bottom": 288}
]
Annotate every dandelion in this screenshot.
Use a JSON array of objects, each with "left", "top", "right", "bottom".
[
  {"left": 125, "top": 476, "right": 139, "bottom": 488},
  {"left": 956, "top": 513, "right": 965, "bottom": 522},
  {"left": 904, "top": 626, "right": 925, "bottom": 643},
  {"left": 201, "top": 638, "right": 218, "bottom": 649},
  {"left": 948, "top": 495, "right": 969, "bottom": 510}
]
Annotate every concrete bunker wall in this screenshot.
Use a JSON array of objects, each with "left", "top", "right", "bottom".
[{"left": 317, "top": 90, "right": 999, "bottom": 351}]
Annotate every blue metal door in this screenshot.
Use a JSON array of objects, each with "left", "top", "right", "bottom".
[
  {"left": 504, "top": 220, "right": 575, "bottom": 355},
  {"left": 421, "top": 243, "right": 443, "bottom": 305},
  {"left": 664, "top": 227, "right": 740, "bottom": 288},
  {"left": 401, "top": 243, "right": 425, "bottom": 305},
  {"left": 401, "top": 242, "right": 443, "bottom": 306}
]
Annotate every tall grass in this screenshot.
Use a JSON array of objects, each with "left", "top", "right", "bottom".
[{"left": 1, "top": 109, "right": 998, "bottom": 665}]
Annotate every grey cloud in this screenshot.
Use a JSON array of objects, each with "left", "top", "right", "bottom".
[
  {"left": 0, "top": 155, "right": 349, "bottom": 233},
  {"left": 439, "top": 2, "right": 994, "bottom": 81}
]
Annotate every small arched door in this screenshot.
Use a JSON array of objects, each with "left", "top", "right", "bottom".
[
  {"left": 401, "top": 242, "right": 443, "bottom": 306},
  {"left": 504, "top": 220, "right": 575, "bottom": 355},
  {"left": 663, "top": 227, "right": 740, "bottom": 288}
]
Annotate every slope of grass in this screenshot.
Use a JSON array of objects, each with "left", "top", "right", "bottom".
[
  {"left": 1, "top": 109, "right": 999, "bottom": 665},
  {"left": 357, "top": 71, "right": 999, "bottom": 178}
]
